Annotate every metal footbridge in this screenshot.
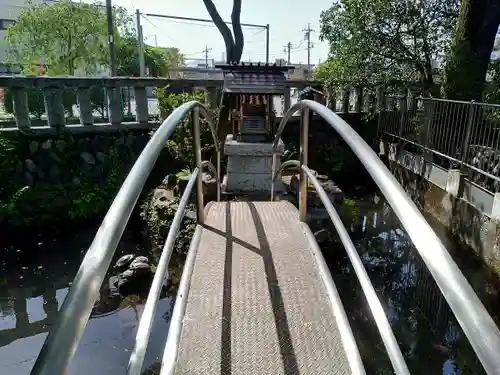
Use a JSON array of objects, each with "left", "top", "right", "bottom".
[{"left": 30, "top": 101, "right": 500, "bottom": 375}]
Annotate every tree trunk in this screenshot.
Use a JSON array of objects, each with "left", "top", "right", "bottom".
[
  {"left": 202, "top": 0, "right": 245, "bottom": 166},
  {"left": 443, "top": 0, "right": 500, "bottom": 101},
  {"left": 202, "top": 0, "right": 235, "bottom": 62},
  {"left": 231, "top": 0, "right": 244, "bottom": 63}
]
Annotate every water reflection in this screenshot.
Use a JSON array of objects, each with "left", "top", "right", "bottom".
[
  {"left": 0, "top": 230, "right": 173, "bottom": 375},
  {"left": 328, "top": 198, "right": 500, "bottom": 375},
  {"left": 2, "top": 200, "right": 499, "bottom": 375}
]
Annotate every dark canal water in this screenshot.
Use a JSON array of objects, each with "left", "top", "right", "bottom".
[{"left": 0, "top": 197, "right": 499, "bottom": 374}]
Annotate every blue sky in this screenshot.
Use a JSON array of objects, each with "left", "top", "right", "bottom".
[{"left": 85, "top": 0, "right": 334, "bottom": 65}]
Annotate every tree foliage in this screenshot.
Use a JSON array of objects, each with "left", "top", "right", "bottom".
[
  {"left": 155, "top": 89, "right": 217, "bottom": 167},
  {"left": 116, "top": 35, "right": 184, "bottom": 77},
  {"left": 5, "top": 1, "right": 184, "bottom": 77},
  {"left": 317, "top": 0, "right": 458, "bottom": 94},
  {"left": 5, "top": 1, "right": 125, "bottom": 74},
  {"left": 202, "top": 0, "right": 244, "bottom": 63}
]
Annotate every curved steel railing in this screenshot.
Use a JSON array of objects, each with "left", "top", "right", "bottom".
[
  {"left": 273, "top": 160, "right": 410, "bottom": 375},
  {"left": 127, "top": 160, "right": 219, "bottom": 375},
  {"left": 271, "top": 100, "right": 500, "bottom": 375},
  {"left": 31, "top": 101, "right": 220, "bottom": 375}
]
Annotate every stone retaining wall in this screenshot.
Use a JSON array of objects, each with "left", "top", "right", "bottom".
[
  {"left": 390, "top": 161, "right": 500, "bottom": 276},
  {"left": 8, "top": 129, "right": 153, "bottom": 187}
]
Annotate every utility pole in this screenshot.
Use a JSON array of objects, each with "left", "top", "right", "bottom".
[
  {"left": 203, "top": 45, "right": 212, "bottom": 68},
  {"left": 265, "top": 24, "right": 270, "bottom": 64},
  {"left": 105, "top": 0, "right": 116, "bottom": 76},
  {"left": 303, "top": 23, "right": 315, "bottom": 78},
  {"left": 203, "top": 45, "right": 212, "bottom": 79},
  {"left": 136, "top": 10, "right": 146, "bottom": 76},
  {"left": 283, "top": 42, "right": 292, "bottom": 64}
]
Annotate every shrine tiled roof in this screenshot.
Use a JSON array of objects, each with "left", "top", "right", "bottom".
[{"left": 216, "top": 63, "right": 291, "bottom": 95}]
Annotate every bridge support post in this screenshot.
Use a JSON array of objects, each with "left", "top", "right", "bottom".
[
  {"left": 341, "top": 88, "right": 350, "bottom": 113},
  {"left": 77, "top": 87, "right": 94, "bottom": 126},
  {"left": 284, "top": 86, "right": 291, "bottom": 113},
  {"left": 207, "top": 87, "right": 219, "bottom": 107},
  {"left": 44, "top": 87, "right": 66, "bottom": 128},
  {"left": 193, "top": 106, "right": 204, "bottom": 224},
  {"left": 12, "top": 87, "right": 31, "bottom": 129},
  {"left": 491, "top": 193, "right": 500, "bottom": 220},
  {"left": 134, "top": 86, "right": 149, "bottom": 124},
  {"left": 376, "top": 86, "right": 387, "bottom": 114},
  {"left": 355, "top": 86, "right": 363, "bottom": 113},
  {"left": 329, "top": 90, "right": 336, "bottom": 112},
  {"left": 106, "top": 87, "right": 122, "bottom": 124},
  {"left": 299, "top": 105, "right": 309, "bottom": 222},
  {"left": 445, "top": 169, "right": 463, "bottom": 197}
]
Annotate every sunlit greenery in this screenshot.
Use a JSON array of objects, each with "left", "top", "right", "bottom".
[
  {"left": 4, "top": 1, "right": 184, "bottom": 76},
  {"left": 316, "top": 0, "right": 458, "bottom": 94}
]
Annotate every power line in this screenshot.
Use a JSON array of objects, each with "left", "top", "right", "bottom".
[
  {"left": 141, "top": 14, "right": 178, "bottom": 46},
  {"left": 140, "top": 12, "right": 270, "bottom": 63},
  {"left": 144, "top": 12, "right": 267, "bottom": 29}
]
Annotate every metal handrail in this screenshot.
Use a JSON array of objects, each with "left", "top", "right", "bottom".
[
  {"left": 272, "top": 99, "right": 500, "bottom": 375},
  {"left": 127, "top": 160, "right": 219, "bottom": 375},
  {"left": 127, "top": 167, "right": 199, "bottom": 375},
  {"left": 272, "top": 160, "right": 410, "bottom": 375},
  {"left": 30, "top": 101, "right": 220, "bottom": 375},
  {"left": 159, "top": 221, "right": 205, "bottom": 375}
]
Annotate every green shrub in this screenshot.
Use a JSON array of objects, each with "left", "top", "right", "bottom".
[
  {"left": 0, "top": 143, "right": 129, "bottom": 227},
  {"left": 154, "top": 88, "right": 218, "bottom": 168},
  {"left": 338, "top": 198, "right": 360, "bottom": 224}
]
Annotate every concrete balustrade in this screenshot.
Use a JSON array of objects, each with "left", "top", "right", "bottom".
[{"left": 0, "top": 75, "right": 317, "bottom": 135}]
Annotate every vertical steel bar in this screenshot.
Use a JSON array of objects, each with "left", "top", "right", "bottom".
[
  {"left": 216, "top": 150, "right": 221, "bottom": 202},
  {"left": 457, "top": 102, "right": 468, "bottom": 157},
  {"left": 193, "top": 106, "right": 204, "bottom": 224},
  {"left": 271, "top": 153, "right": 277, "bottom": 201},
  {"left": 444, "top": 101, "right": 458, "bottom": 157},
  {"left": 433, "top": 101, "right": 444, "bottom": 151},
  {"left": 477, "top": 103, "right": 488, "bottom": 148},
  {"left": 299, "top": 105, "right": 309, "bottom": 222},
  {"left": 441, "top": 101, "right": 451, "bottom": 154},
  {"left": 422, "top": 99, "right": 434, "bottom": 162},
  {"left": 398, "top": 95, "right": 407, "bottom": 139},
  {"left": 461, "top": 101, "right": 475, "bottom": 165},
  {"left": 265, "top": 24, "right": 270, "bottom": 64}
]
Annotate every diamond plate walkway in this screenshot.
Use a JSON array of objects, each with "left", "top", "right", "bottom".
[{"left": 174, "top": 201, "right": 353, "bottom": 375}]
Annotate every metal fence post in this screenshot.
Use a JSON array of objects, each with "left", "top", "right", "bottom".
[
  {"left": 461, "top": 101, "right": 476, "bottom": 166},
  {"left": 192, "top": 105, "right": 204, "bottom": 224},
  {"left": 422, "top": 98, "right": 434, "bottom": 150},
  {"left": 398, "top": 94, "right": 407, "bottom": 138},
  {"left": 299, "top": 104, "right": 310, "bottom": 222}
]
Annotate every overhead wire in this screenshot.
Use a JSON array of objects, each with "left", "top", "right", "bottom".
[
  {"left": 141, "top": 14, "right": 269, "bottom": 59},
  {"left": 141, "top": 14, "right": 178, "bottom": 46}
]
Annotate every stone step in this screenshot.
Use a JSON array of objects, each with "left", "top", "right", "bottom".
[
  {"left": 224, "top": 134, "right": 285, "bottom": 156},
  {"left": 222, "top": 174, "right": 285, "bottom": 194},
  {"left": 226, "top": 155, "right": 280, "bottom": 174}
]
